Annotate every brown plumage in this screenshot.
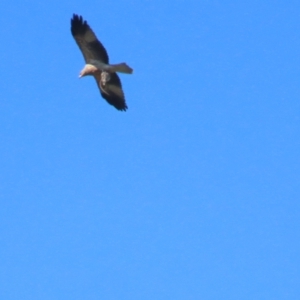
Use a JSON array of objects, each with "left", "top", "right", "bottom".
[{"left": 71, "top": 14, "right": 133, "bottom": 111}]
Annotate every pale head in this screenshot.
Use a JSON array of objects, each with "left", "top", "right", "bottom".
[{"left": 79, "top": 64, "right": 98, "bottom": 78}]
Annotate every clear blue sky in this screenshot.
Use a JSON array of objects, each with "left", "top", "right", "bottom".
[{"left": 0, "top": 1, "right": 299, "bottom": 299}]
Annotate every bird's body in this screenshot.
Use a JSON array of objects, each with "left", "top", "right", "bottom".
[{"left": 71, "top": 14, "right": 133, "bottom": 111}]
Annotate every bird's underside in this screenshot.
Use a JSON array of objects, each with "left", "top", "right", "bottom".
[{"left": 70, "top": 14, "right": 133, "bottom": 111}]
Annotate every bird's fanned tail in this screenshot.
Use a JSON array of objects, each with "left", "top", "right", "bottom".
[{"left": 107, "top": 63, "right": 133, "bottom": 74}]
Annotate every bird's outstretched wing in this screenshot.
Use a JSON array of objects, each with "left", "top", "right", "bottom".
[
  {"left": 94, "top": 72, "right": 128, "bottom": 111},
  {"left": 71, "top": 14, "right": 109, "bottom": 64}
]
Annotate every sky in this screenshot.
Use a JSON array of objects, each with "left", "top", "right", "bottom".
[{"left": 0, "top": 0, "right": 300, "bottom": 299}]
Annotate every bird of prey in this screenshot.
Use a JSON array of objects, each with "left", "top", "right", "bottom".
[{"left": 71, "top": 14, "right": 133, "bottom": 111}]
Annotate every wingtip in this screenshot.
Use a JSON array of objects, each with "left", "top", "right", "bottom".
[
  {"left": 117, "top": 104, "right": 128, "bottom": 111},
  {"left": 71, "top": 13, "right": 88, "bottom": 36}
]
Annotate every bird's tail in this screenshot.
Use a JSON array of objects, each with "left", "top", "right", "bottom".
[{"left": 108, "top": 63, "right": 133, "bottom": 74}]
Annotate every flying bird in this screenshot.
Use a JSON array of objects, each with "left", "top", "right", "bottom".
[{"left": 71, "top": 14, "right": 133, "bottom": 111}]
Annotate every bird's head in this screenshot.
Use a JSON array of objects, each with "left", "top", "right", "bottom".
[
  {"left": 79, "top": 64, "right": 97, "bottom": 78},
  {"left": 79, "top": 68, "right": 87, "bottom": 78}
]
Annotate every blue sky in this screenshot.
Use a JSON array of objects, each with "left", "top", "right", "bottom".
[{"left": 0, "top": 1, "right": 300, "bottom": 299}]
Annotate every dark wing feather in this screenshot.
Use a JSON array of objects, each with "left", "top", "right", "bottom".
[
  {"left": 71, "top": 14, "right": 109, "bottom": 64},
  {"left": 94, "top": 73, "right": 128, "bottom": 111}
]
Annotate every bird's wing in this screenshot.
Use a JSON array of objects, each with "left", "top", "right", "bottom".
[
  {"left": 94, "top": 72, "right": 128, "bottom": 111},
  {"left": 71, "top": 14, "right": 109, "bottom": 64}
]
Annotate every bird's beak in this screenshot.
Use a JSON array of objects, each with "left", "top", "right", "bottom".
[{"left": 79, "top": 74, "right": 82, "bottom": 78}]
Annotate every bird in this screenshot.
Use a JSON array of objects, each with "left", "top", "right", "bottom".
[{"left": 70, "top": 14, "right": 133, "bottom": 111}]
